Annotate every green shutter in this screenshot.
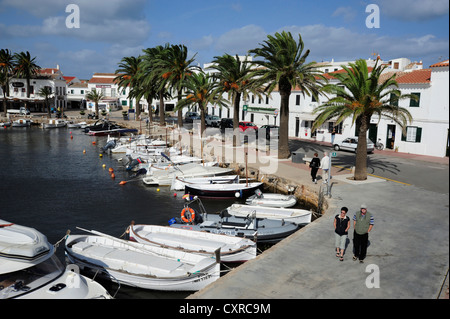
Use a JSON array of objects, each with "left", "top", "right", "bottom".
[
  {"left": 410, "top": 93, "right": 420, "bottom": 107},
  {"left": 415, "top": 127, "right": 422, "bottom": 143}
]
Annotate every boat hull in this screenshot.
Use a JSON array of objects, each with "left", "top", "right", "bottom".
[
  {"left": 129, "top": 224, "right": 256, "bottom": 263},
  {"left": 65, "top": 234, "right": 220, "bottom": 291},
  {"left": 185, "top": 182, "right": 263, "bottom": 199}
]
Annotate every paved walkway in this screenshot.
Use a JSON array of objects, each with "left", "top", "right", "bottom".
[{"left": 188, "top": 140, "right": 449, "bottom": 299}]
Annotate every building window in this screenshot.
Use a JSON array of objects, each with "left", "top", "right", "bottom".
[
  {"left": 266, "top": 96, "right": 269, "bottom": 104},
  {"left": 409, "top": 93, "right": 420, "bottom": 107},
  {"left": 312, "top": 95, "right": 317, "bottom": 102},
  {"left": 81, "top": 90, "right": 84, "bottom": 94},
  {"left": 328, "top": 122, "right": 343, "bottom": 134},
  {"left": 296, "top": 95, "right": 300, "bottom": 106},
  {"left": 122, "top": 100, "right": 127, "bottom": 106},
  {"left": 401, "top": 126, "right": 422, "bottom": 143},
  {"left": 390, "top": 93, "right": 398, "bottom": 106}
]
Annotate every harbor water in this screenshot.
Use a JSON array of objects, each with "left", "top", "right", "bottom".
[{"left": 0, "top": 126, "right": 241, "bottom": 298}]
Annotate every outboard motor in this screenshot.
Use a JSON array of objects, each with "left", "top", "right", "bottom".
[
  {"left": 102, "top": 139, "right": 116, "bottom": 152},
  {"left": 126, "top": 157, "right": 143, "bottom": 171}
]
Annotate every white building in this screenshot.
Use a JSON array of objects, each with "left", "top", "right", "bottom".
[{"left": 0, "top": 65, "right": 68, "bottom": 113}]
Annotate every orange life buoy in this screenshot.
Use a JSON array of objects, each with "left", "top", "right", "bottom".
[{"left": 181, "top": 207, "right": 195, "bottom": 223}]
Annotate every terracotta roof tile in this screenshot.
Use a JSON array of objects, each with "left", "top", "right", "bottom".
[
  {"left": 88, "top": 77, "right": 116, "bottom": 84},
  {"left": 395, "top": 69, "right": 431, "bottom": 84},
  {"left": 430, "top": 60, "right": 449, "bottom": 68}
]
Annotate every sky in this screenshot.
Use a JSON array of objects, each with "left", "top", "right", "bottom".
[{"left": 0, "top": 0, "right": 448, "bottom": 79}]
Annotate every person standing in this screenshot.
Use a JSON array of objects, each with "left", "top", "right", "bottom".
[
  {"left": 334, "top": 207, "right": 350, "bottom": 261},
  {"left": 309, "top": 153, "right": 321, "bottom": 184},
  {"left": 331, "top": 128, "right": 336, "bottom": 145},
  {"left": 353, "top": 204, "right": 374, "bottom": 263},
  {"left": 320, "top": 152, "right": 330, "bottom": 183}
]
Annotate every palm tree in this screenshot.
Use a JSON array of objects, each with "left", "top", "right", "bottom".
[
  {"left": 154, "top": 44, "right": 200, "bottom": 128},
  {"left": 0, "top": 49, "right": 15, "bottom": 116},
  {"left": 140, "top": 44, "right": 171, "bottom": 126},
  {"left": 312, "top": 59, "right": 415, "bottom": 180},
  {"left": 85, "top": 89, "right": 105, "bottom": 118},
  {"left": 248, "top": 31, "right": 325, "bottom": 159},
  {"left": 176, "top": 71, "right": 228, "bottom": 135},
  {"left": 13, "top": 51, "right": 40, "bottom": 100},
  {"left": 208, "top": 54, "right": 257, "bottom": 147},
  {"left": 38, "top": 86, "right": 53, "bottom": 118},
  {"left": 115, "top": 56, "right": 142, "bottom": 118}
]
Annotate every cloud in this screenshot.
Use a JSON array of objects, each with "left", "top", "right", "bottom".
[
  {"left": 0, "top": 0, "right": 150, "bottom": 45},
  {"left": 332, "top": 7, "right": 357, "bottom": 22},
  {"left": 377, "top": 0, "right": 449, "bottom": 21},
  {"left": 215, "top": 25, "right": 267, "bottom": 55},
  {"left": 278, "top": 24, "right": 448, "bottom": 66}
]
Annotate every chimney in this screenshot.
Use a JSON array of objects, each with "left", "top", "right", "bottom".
[{"left": 56, "top": 64, "right": 60, "bottom": 70}]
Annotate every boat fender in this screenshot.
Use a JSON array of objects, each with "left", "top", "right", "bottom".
[{"left": 181, "top": 207, "right": 196, "bottom": 223}]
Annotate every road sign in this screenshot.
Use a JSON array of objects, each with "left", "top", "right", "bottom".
[
  {"left": 274, "top": 109, "right": 279, "bottom": 116},
  {"left": 243, "top": 104, "right": 248, "bottom": 111},
  {"left": 331, "top": 152, "right": 337, "bottom": 157}
]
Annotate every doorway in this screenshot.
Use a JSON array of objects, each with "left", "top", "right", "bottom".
[
  {"left": 295, "top": 117, "right": 299, "bottom": 137},
  {"left": 368, "top": 124, "right": 378, "bottom": 144},
  {"left": 386, "top": 125, "right": 396, "bottom": 149}
]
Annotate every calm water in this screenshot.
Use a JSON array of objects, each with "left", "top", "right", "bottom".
[{"left": 0, "top": 125, "right": 240, "bottom": 299}]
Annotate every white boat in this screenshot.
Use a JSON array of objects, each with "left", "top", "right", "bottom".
[
  {"left": 1, "top": 121, "right": 11, "bottom": 127},
  {"left": 227, "top": 204, "right": 312, "bottom": 225},
  {"left": 171, "top": 175, "right": 240, "bottom": 191},
  {"left": 185, "top": 182, "right": 263, "bottom": 199},
  {"left": 143, "top": 162, "right": 233, "bottom": 186},
  {"left": 128, "top": 223, "right": 256, "bottom": 263},
  {"left": 0, "top": 220, "right": 111, "bottom": 299},
  {"left": 246, "top": 191, "right": 297, "bottom": 208},
  {"left": 12, "top": 119, "right": 33, "bottom": 127},
  {"left": 42, "top": 119, "right": 67, "bottom": 129},
  {"left": 67, "top": 121, "right": 82, "bottom": 128},
  {"left": 65, "top": 228, "right": 221, "bottom": 291}
]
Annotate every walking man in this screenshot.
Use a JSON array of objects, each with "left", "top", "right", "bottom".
[
  {"left": 320, "top": 152, "right": 330, "bottom": 183},
  {"left": 353, "top": 204, "right": 374, "bottom": 263}
]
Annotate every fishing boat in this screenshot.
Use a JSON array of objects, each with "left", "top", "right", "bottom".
[
  {"left": 0, "top": 220, "right": 111, "bottom": 299},
  {"left": 128, "top": 223, "right": 256, "bottom": 263},
  {"left": 169, "top": 198, "right": 300, "bottom": 244},
  {"left": 67, "top": 121, "right": 82, "bottom": 128},
  {"left": 245, "top": 190, "right": 297, "bottom": 208},
  {"left": 65, "top": 228, "right": 221, "bottom": 291},
  {"left": 184, "top": 181, "right": 263, "bottom": 199},
  {"left": 42, "top": 119, "right": 67, "bottom": 129},
  {"left": 227, "top": 204, "right": 312, "bottom": 225},
  {"left": 11, "top": 119, "right": 33, "bottom": 127},
  {"left": 171, "top": 175, "right": 240, "bottom": 191},
  {"left": 143, "top": 162, "right": 233, "bottom": 186}
]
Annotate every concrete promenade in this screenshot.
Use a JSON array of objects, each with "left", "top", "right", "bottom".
[{"left": 187, "top": 139, "right": 449, "bottom": 299}]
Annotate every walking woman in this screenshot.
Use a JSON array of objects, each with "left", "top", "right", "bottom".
[
  {"left": 309, "top": 153, "right": 321, "bottom": 184},
  {"left": 334, "top": 207, "right": 350, "bottom": 261}
]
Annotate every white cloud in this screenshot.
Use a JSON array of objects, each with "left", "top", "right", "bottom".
[
  {"left": 215, "top": 25, "right": 267, "bottom": 55},
  {"left": 332, "top": 7, "right": 357, "bottom": 22},
  {"left": 377, "top": 0, "right": 449, "bottom": 21}
]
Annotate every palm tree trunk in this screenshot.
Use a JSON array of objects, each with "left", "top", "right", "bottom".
[
  {"left": 177, "top": 92, "right": 183, "bottom": 128},
  {"left": 199, "top": 103, "right": 206, "bottom": 136},
  {"left": 233, "top": 92, "right": 241, "bottom": 147},
  {"left": 278, "top": 90, "right": 291, "bottom": 159},
  {"left": 46, "top": 98, "right": 51, "bottom": 118},
  {"left": 146, "top": 97, "right": 153, "bottom": 125},
  {"left": 2, "top": 93, "right": 7, "bottom": 117},
  {"left": 95, "top": 102, "right": 99, "bottom": 118},
  {"left": 354, "top": 115, "right": 369, "bottom": 180},
  {"left": 159, "top": 90, "right": 165, "bottom": 126}
]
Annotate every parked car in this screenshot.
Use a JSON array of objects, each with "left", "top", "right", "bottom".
[
  {"left": 333, "top": 137, "right": 374, "bottom": 153},
  {"left": 205, "top": 115, "right": 220, "bottom": 127},
  {"left": 219, "top": 118, "right": 233, "bottom": 130},
  {"left": 260, "top": 125, "right": 279, "bottom": 139},
  {"left": 239, "top": 121, "right": 258, "bottom": 132},
  {"left": 184, "top": 112, "right": 200, "bottom": 123}
]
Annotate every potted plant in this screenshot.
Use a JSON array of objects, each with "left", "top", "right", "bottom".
[
  {"left": 79, "top": 110, "right": 85, "bottom": 116},
  {"left": 122, "top": 110, "right": 128, "bottom": 120},
  {"left": 101, "top": 110, "right": 107, "bottom": 116}
]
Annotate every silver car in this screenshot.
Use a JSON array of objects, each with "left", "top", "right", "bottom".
[{"left": 333, "top": 137, "right": 374, "bottom": 153}]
